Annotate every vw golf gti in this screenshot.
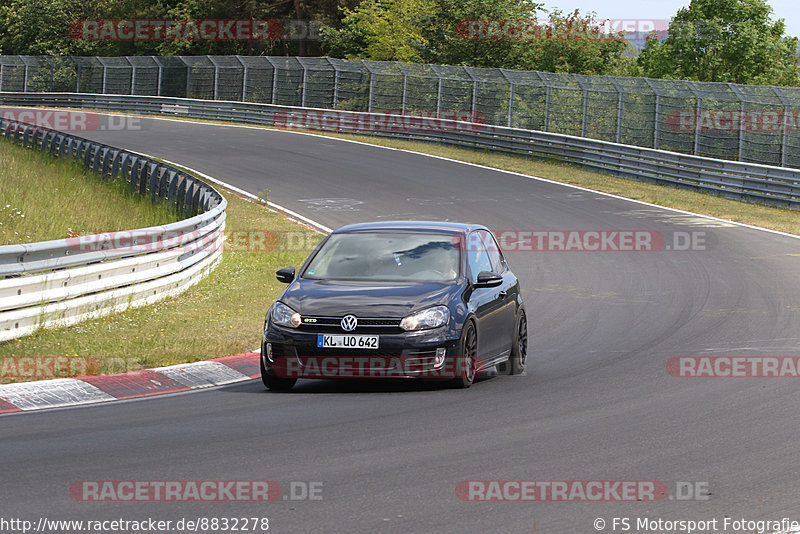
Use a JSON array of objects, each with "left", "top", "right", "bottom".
[{"left": 260, "top": 221, "right": 527, "bottom": 390}]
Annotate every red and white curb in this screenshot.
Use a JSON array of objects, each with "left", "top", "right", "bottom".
[{"left": 0, "top": 351, "right": 261, "bottom": 414}]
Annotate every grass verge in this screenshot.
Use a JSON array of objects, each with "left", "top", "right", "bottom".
[{"left": 0, "top": 139, "right": 181, "bottom": 245}]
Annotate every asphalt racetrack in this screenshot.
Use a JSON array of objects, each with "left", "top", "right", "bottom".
[{"left": 2, "top": 113, "right": 800, "bottom": 533}]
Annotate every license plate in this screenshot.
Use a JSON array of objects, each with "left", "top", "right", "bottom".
[{"left": 317, "top": 334, "right": 379, "bottom": 349}]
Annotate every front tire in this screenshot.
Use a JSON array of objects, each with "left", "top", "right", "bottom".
[
  {"left": 260, "top": 354, "right": 297, "bottom": 391},
  {"left": 451, "top": 321, "right": 477, "bottom": 388},
  {"left": 509, "top": 309, "right": 527, "bottom": 375}
]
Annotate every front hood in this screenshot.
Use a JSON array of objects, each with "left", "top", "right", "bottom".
[{"left": 279, "top": 278, "right": 459, "bottom": 317}]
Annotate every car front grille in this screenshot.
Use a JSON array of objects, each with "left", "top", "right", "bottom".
[{"left": 298, "top": 316, "right": 403, "bottom": 334}]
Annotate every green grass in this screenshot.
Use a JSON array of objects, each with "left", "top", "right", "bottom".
[{"left": 0, "top": 140, "right": 182, "bottom": 245}]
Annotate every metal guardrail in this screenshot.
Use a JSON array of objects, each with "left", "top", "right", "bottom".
[
  {"left": 1, "top": 92, "right": 797, "bottom": 209},
  {"left": 0, "top": 115, "right": 227, "bottom": 342},
  {"left": 2, "top": 55, "right": 799, "bottom": 169}
]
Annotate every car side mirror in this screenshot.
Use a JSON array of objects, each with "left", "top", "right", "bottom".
[
  {"left": 276, "top": 267, "right": 296, "bottom": 283},
  {"left": 474, "top": 271, "right": 502, "bottom": 288}
]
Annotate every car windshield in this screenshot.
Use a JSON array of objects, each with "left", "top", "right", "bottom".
[{"left": 303, "top": 232, "right": 460, "bottom": 282}]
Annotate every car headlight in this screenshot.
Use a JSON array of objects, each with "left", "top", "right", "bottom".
[
  {"left": 272, "top": 302, "right": 301, "bottom": 328},
  {"left": 400, "top": 306, "right": 450, "bottom": 331}
]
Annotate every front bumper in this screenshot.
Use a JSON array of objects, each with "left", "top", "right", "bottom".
[{"left": 262, "top": 324, "right": 462, "bottom": 380}]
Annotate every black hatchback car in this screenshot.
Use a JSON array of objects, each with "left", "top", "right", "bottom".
[{"left": 260, "top": 221, "right": 527, "bottom": 390}]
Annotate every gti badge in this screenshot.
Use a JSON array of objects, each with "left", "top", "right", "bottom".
[{"left": 341, "top": 315, "right": 357, "bottom": 332}]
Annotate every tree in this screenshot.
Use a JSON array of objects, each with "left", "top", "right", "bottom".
[
  {"left": 321, "top": 0, "right": 437, "bottom": 62},
  {"left": 638, "top": 0, "right": 800, "bottom": 86},
  {"left": 517, "top": 9, "right": 630, "bottom": 74}
]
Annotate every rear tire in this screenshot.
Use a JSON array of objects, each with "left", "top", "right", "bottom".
[
  {"left": 451, "top": 321, "right": 477, "bottom": 388},
  {"left": 260, "top": 355, "right": 297, "bottom": 391}
]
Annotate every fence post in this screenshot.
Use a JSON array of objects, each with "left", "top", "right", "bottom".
[
  {"left": 436, "top": 74, "right": 442, "bottom": 117},
  {"left": 644, "top": 78, "right": 660, "bottom": 149},
  {"left": 129, "top": 58, "right": 136, "bottom": 95},
  {"left": 234, "top": 55, "right": 246, "bottom": 101},
  {"left": 76, "top": 63, "right": 81, "bottom": 93},
  {"left": 184, "top": 59, "right": 191, "bottom": 98},
  {"left": 271, "top": 63, "right": 278, "bottom": 104},
  {"left": 499, "top": 68, "right": 514, "bottom": 128},
  {"left": 396, "top": 62, "right": 408, "bottom": 114},
  {"left": 686, "top": 82, "right": 703, "bottom": 156},
  {"left": 576, "top": 76, "right": 589, "bottom": 137},
  {"left": 332, "top": 67, "right": 339, "bottom": 109},
  {"left": 608, "top": 76, "right": 624, "bottom": 144},
  {"left": 301, "top": 62, "right": 308, "bottom": 107},
  {"left": 368, "top": 70, "right": 374, "bottom": 112},
  {"left": 728, "top": 83, "right": 746, "bottom": 162},
  {"left": 774, "top": 87, "right": 791, "bottom": 167},
  {"left": 0, "top": 62, "right": 4, "bottom": 91},
  {"left": 102, "top": 63, "right": 107, "bottom": 94},
  {"left": 213, "top": 63, "right": 219, "bottom": 100}
]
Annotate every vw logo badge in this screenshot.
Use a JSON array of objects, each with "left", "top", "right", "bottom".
[{"left": 341, "top": 315, "right": 358, "bottom": 332}]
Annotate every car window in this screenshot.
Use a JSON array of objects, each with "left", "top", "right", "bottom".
[
  {"left": 302, "top": 232, "right": 460, "bottom": 282},
  {"left": 479, "top": 230, "right": 507, "bottom": 273},
  {"left": 466, "top": 231, "right": 493, "bottom": 283}
]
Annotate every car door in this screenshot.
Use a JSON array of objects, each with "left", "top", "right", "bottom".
[
  {"left": 479, "top": 230, "right": 518, "bottom": 356},
  {"left": 465, "top": 230, "right": 506, "bottom": 361}
]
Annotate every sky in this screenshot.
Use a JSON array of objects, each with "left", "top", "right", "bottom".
[{"left": 543, "top": 0, "right": 799, "bottom": 39}]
